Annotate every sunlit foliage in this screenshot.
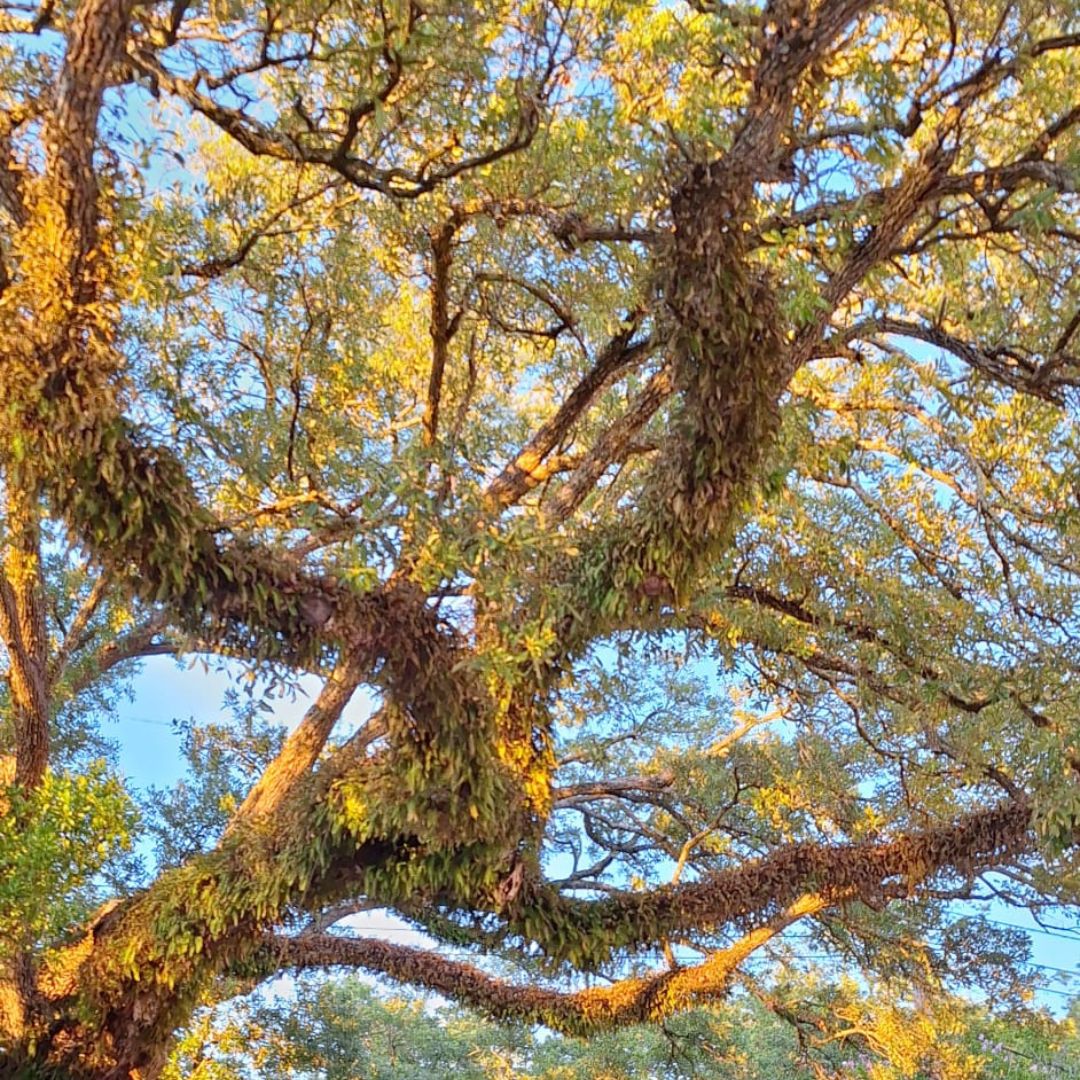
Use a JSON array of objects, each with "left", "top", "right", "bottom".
[{"left": 0, "top": 0, "right": 1078, "bottom": 1074}]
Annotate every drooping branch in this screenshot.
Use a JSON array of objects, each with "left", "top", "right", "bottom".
[{"left": 266, "top": 891, "right": 834, "bottom": 1035}]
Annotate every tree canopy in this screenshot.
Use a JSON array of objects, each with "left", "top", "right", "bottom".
[
  {"left": 0, "top": 0, "right": 1079, "bottom": 1075},
  {"left": 161, "top": 976, "right": 1080, "bottom": 1079}
]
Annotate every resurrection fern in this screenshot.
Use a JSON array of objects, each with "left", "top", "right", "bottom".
[{"left": 0, "top": 0, "right": 1077, "bottom": 1075}]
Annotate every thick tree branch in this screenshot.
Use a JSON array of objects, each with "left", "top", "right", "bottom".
[
  {"left": 423, "top": 219, "right": 459, "bottom": 446},
  {"left": 42, "top": 0, "right": 133, "bottom": 277},
  {"left": 492, "top": 801, "right": 1031, "bottom": 966},
  {"left": 2, "top": 4, "right": 1074, "bottom": 1075},
  {"left": 303, "top": 899, "right": 382, "bottom": 934},
  {"left": 267, "top": 891, "right": 833, "bottom": 1034},
  {"left": 725, "top": 0, "right": 875, "bottom": 175},
  {"left": 62, "top": 614, "right": 169, "bottom": 696},
  {"left": 552, "top": 770, "right": 676, "bottom": 808},
  {"left": 546, "top": 365, "right": 674, "bottom": 521},
  {"left": 227, "top": 654, "right": 365, "bottom": 826},
  {"left": 853, "top": 317, "right": 1078, "bottom": 404}
]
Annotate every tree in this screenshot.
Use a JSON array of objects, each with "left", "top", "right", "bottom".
[
  {"left": 160, "top": 978, "right": 861, "bottom": 1079},
  {"left": 0, "top": 0, "right": 1078, "bottom": 1074},
  {"left": 159, "top": 977, "right": 1080, "bottom": 1079}
]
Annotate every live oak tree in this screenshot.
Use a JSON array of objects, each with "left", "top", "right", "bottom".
[{"left": 0, "top": 0, "right": 1079, "bottom": 1075}]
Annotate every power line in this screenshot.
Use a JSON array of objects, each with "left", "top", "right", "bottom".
[{"left": 984, "top": 917, "right": 1080, "bottom": 943}]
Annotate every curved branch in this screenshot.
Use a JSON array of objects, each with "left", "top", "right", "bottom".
[
  {"left": 493, "top": 801, "right": 1031, "bottom": 966},
  {"left": 267, "top": 891, "right": 833, "bottom": 1035},
  {"left": 854, "top": 317, "right": 1078, "bottom": 403},
  {"left": 131, "top": 46, "right": 543, "bottom": 200}
]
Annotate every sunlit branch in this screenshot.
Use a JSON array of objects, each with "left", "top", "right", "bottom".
[
  {"left": 489, "top": 801, "right": 1031, "bottom": 966},
  {"left": 546, "top": 365, "right": 674, "bottom": 521},
  {"left": 485, "top": 321, "right": 654, "bottom": 508},
  {"left": 0, "top": 484, "right": 49, "bottom": 790},
  {"left": 225, "top": 653, "right": 365, "bottom": 827},
  {"left": 266, "top": 891, "right": 836, "bottom": 1034}
]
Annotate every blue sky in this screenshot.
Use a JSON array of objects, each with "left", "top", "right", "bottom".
[
  {"left": 112, "top": 654, "right": 1080, "bottom": 1016},
  {"left": 58, "top": 0, "right": 1078, "bottom": 1027}
]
